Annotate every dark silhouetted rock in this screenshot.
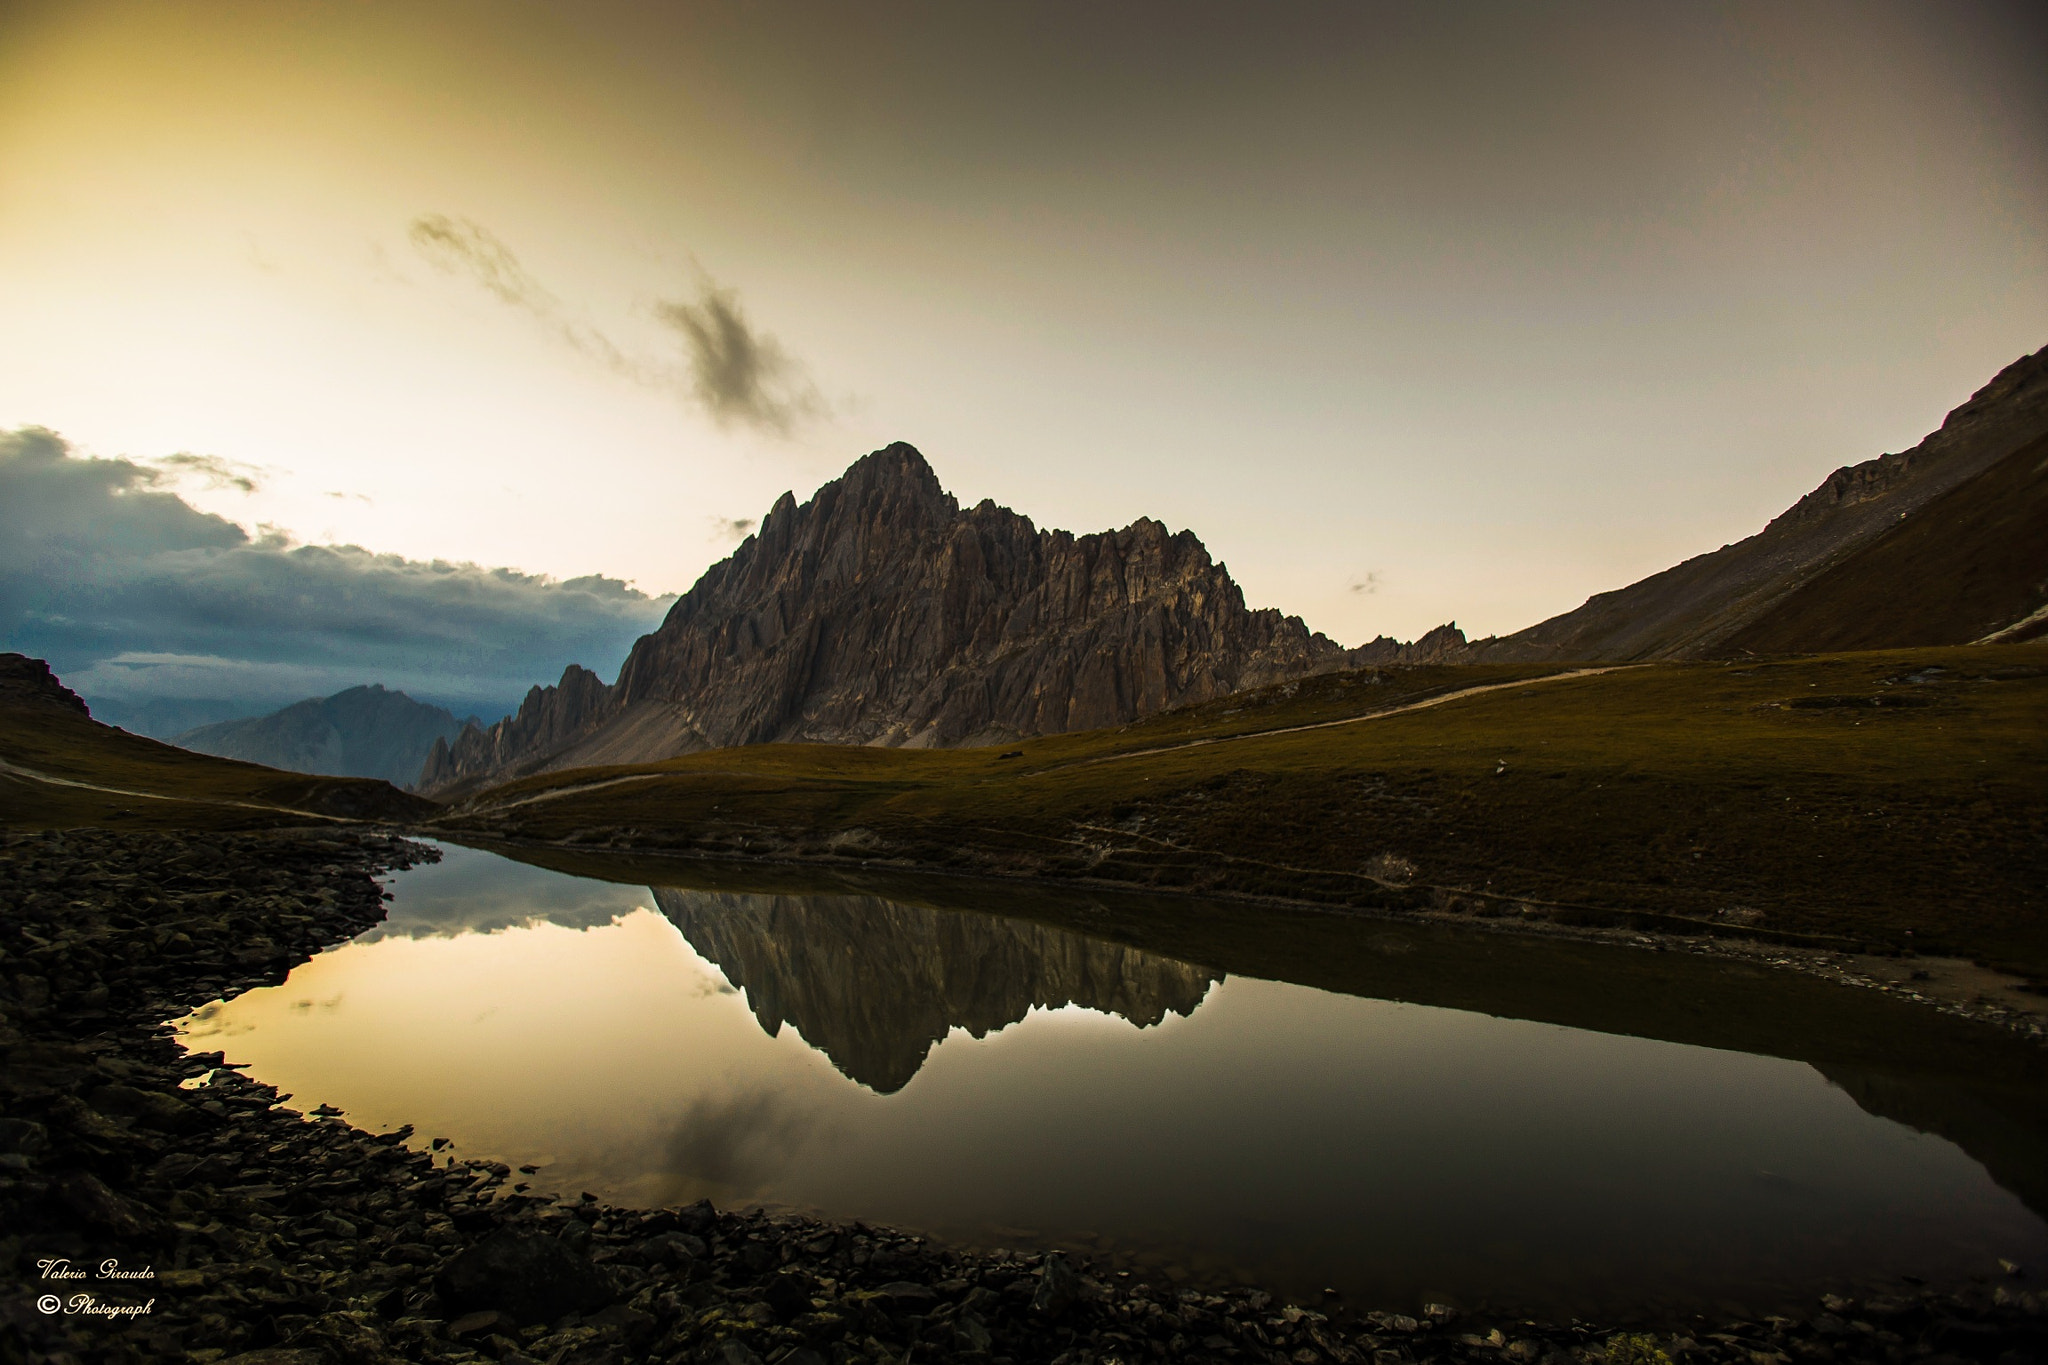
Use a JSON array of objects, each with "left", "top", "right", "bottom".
[
  {"left": 87, "top": 1083, "right": 210, "bottom": 1134},
  {"left": 652, "top": 887, "right": 1220, "bottom": 1093},
  {"left": 55, "top": 1171, "right": 153, "bottom": 1237},
  {"left": 435, "top": 1229, "right": 616, "bottom": 1326},
  {"left": 1033, "top": 1251, "right": 1080, "bottom": 1317},
  {"left": 0, "top": 652, "right": 90, "bottom": 716}
]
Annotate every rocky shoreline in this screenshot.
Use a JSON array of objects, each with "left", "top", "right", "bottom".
[{"left": 3, "top": 828, "right": 2045, "bottom": 1365}]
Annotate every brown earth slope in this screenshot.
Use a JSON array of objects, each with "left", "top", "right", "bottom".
[
  {"left": 1718, "top": 431, "right": 2048, "bottom": 654},
  {"left": 1471, "top": 345, "right": 2048, "bottom": 661}
]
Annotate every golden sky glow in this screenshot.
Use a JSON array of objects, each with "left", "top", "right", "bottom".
[{"left": 3, "top": 0, "right": 2044, "bottom": 646}]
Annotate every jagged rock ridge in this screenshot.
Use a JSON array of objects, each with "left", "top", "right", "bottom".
[
  {"left": 1467, "top": 344, "right": 2048, "bottom": 661},
  {"left": 421, "top": 444, "right": 1461, "bottom": 793},
  {"left": 651, "top": 887, "right": 1221, "bottom": 1093}
]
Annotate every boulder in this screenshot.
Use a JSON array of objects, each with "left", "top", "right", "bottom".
[{"left": 434, "top": 1230, "right": 615, "bottom": 1326}]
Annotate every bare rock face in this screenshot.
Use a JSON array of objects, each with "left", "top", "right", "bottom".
[
  {"left": 419, "top": 665, "right": 608, "bottom": 791},
  {"left": 651, "top": 887, "right": 1221, "bottom": 1093},
  {"left": 421, "top": 444, "right": 1461, "bottom": 794},
  {"left": 0, "top": 653, "right": 91, "bottom": 717},
  {"left": 1467, "top": 344, "right": 2048, "bottom": 662}
]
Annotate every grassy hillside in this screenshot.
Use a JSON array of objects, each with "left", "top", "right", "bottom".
[
  {"left": 1, "top": 690, "right": 439, "bottom": 831},
  {"left": 436, "top": 644, "right": 2048, "bottom": 979}
]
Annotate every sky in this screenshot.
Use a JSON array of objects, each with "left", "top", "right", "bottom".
[{"left": 2, "top": 1, "right": 2045, "bottom": 725}]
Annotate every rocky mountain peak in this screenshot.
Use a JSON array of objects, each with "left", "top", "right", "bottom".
[{"left": 420, "top": 444, "right": 1463, "bottom": 795}]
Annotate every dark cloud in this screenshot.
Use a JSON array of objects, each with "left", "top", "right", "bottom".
[
  {"left": 662, "top": 1089, "right": 819, "bottom": 1195},
  {"left": 1348, "top": 572, "right": 1381, "bottom": 595},
  {"left": 653, "top": 283, "right": 825, "bottom": 436},
  {"left": 151, "top": 451, "right": 264, "bottom": 493},
  {"left": 361, "top": 846, "right": 649, "bottom": 942},
  {"left": 0, "top": 427, "right": 675, "bottom": 730},
  {"left": 709, "top": 515, "right": 756, "bottom": 541},
  {"left": 409, "top": 213, "right": 824, "bottom": 436}
]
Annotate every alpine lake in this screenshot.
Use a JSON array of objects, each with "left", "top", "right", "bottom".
[{"left": 173, "top": 841, "right": 2048, "bottom": 1325}]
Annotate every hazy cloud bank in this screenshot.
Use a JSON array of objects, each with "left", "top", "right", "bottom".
[
  {"left": 1, "top": 427, "right": 675, "bottom": 730},
  {"left": 409, "top": 214, "right": 824, "bottom": 436}
]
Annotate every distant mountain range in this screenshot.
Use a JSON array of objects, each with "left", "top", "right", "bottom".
[
  {"left": 418, "top": 444, "right": 1463, "bottom": 795},
  {"left": 174, "top": 686, "right": 475, "bottom": 788},
  {"left": 1467, "top": 344, "right": 2048, "bottom": 661}
]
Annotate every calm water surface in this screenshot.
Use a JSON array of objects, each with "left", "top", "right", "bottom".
[{"left": 177, "top": 843, "right": 2048, "bottom": 1319}]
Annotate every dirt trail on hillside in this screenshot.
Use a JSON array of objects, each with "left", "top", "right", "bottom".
[
  {"left": 460, "top": 667, "right": 1641, "bottom": 813},
  {"left": 1058, "top": 665, "right": 1637, "bottom": 771},
  {"left": 0, "top": 755, "right": 349, "bottom": 821}
]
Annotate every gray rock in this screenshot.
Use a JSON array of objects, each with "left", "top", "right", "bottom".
[
  {"left": 1033, "top": 1251, "right": 1080, "bottom": 1318},
  {"left": 88, "top": 1082, "right": 210, "bottom": 1133},
  {"left": 630, "top": 1229, "right": 706, "bottom": 1267},
  {"left": 879, "top": 1280, "right": 938, "bottom": 1304},
  {"left": 419, "top": 443, "right": 1461, "bottom": 794},
  {"left": 448, "top": 1308, "right": 515, "bottom": 1339},
  {"left": 584, "top": 1302, "right": 656, "bottom": 1344}
]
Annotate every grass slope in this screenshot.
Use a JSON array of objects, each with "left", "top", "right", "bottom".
[
  {"left": 438, "top": 645, "right": 2048, "bottom": 979},
  {"left": 1, "top": 696, "right": 439, "bottom": 831}
]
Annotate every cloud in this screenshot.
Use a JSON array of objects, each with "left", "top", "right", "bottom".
[
  {"left": 408, "top": 213, "right": 824, "bottom": 436},
  {"left": 1348, "top": 572, "right": 1382, "bottom": 595},
  {"left": 1, "top": 427, "right": 675, "bottom": 726},
  {"left": 408, "top": 214, "right": 638, "bottom": 376},
  {"left": 150, "top": 451, "right": 264, "bottom": 493},
  {"left": 661, "top": 1089, "right": 820, "bottom": 1195},
  {"left": 709, "top": 515, "right": 756, "bottom": 541},
  {"left": 653, "top": 283, "right": 825, "bottom": 435}
]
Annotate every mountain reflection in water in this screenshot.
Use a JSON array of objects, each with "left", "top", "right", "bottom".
[
  {"left": 177, "top": 842, "right": 2048, "bottom": 1317},
  {"left": 651, "top": 888, "right": 1220, "bottom": 1092}
]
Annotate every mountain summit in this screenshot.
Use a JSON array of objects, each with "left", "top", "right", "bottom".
[{"left": 421, "top": 443, "right": 1459, "bottom": 794}]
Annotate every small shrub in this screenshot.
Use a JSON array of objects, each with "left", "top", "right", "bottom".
[{"left": 1605, "top": 1334, "right": 1673, "bottom": 1365}]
